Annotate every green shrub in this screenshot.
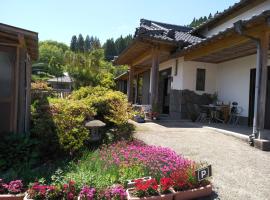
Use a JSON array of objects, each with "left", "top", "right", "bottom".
[
  {"left": 0, "top": 134, "right": 39, "bottom": 172},
  {"left": 71, "top": 86, "right": 131, "bottom": 127},
  {"left": 49, "top": 98, "right": 96, "bottom": 153}
]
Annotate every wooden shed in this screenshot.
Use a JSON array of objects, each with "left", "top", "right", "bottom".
[{"left": 0, "top": 23, "right": 38, "bottom": 134}]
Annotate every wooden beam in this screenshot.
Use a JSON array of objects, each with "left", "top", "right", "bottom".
[
  {"left": 184, "top": 24, "right": 270, "bottom": 61},
  {"left": 131, "top": 49, "right": 152, "bottom": 66},
  {"left": 18, "top": 34, "right": 26, "bottom": 48}
]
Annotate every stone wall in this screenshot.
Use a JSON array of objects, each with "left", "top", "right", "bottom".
[{"left": 170, "top": 89, "right": 214, "bottom": 119}]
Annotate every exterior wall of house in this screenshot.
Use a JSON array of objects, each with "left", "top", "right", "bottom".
[
  {"left": 182, "top": 61, "right": 217, "bottom": 95},
  {"left": 217, "top": 54, "right": 257, "bottom": 118},
  {"left": 200, "top": 0, "right": 270, "bottom": 37}
]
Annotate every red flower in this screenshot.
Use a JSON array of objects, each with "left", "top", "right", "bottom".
[{"left": 160, "top": 177, "right": 173, "bottom": 193}]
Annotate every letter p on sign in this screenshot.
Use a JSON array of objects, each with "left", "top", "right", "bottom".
[{"left": 195, "top": 165, "right": 212, "bottom": 182}]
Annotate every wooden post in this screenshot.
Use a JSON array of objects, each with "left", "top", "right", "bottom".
[
  {"left": 150, "top": 47, "right": 159, "bottom": 110},
  {"left": 127, "top": 66, "right": 134, "bottom": 103},
  {"left": 258, "top": 32, "right": 269, "bottom": 138}
]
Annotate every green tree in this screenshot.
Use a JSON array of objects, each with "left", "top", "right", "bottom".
[
  {"left": 103, "top": 38, "right": 117, "bottom": 61},
  {"left": 84, "top": 35, "right": 91, "bottom": 52},
  {"left": 70, "top": 35, "right": 78, "bottom": 52},
  {"left": 38, "top": 41, "right": 65, "bottom": 77},
  {"left": 77, "top": 34, "right": 85, "bottom": 52}
]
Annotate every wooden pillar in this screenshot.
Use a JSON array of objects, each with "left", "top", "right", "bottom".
[
  {"left": 258, "top": 32, "right": 269, "bottom": 138},
  {"left": 150, "top": 47, "right": 159, "bottom": 111},
  {"left": 127, "top": 66, "right": 134, "bottom": 103},
  {"left": 134, "top": 74, "right": 139, "bottom": 104}
]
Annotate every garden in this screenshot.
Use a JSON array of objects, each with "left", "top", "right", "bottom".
[{"left": 0, "top": 85, "right": 212, "bottom": 200}]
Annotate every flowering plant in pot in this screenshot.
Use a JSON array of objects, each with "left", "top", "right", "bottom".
[
  {"left": 170, "top": 165, "right": 212, "bottom": 200},
  {"left": 25, "top": 180, "right": 78, "bottom": 200},
  {"left": 25, "top": 182, "right": 63, "bottom": 200},
  {"left": 126, "top": 178, "right": 173, "bottom": 200},
  {"left": 78, "top": 186, "right": 95, "bottom": 200},
  {"left": 0, "top": 179, "right": 25, "bottom": 200},
  {"left": 99, "top": 184, "right": 126, "bottom": 200}
]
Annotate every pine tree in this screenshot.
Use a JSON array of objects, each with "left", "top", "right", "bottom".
[
  {"left": 84, "top": 35, "right": 91, "bottom": 52},
  {"left": 77, "top": 34, "right": 85, "bottom": 52},
  {"left": 70, "top": 35, "right": 78, "bottom": 52},
  {"left": 115, "top": 35, "right": 126, "bottom": 55},
  {"left": 92, "top": 37, "right": 101, "bottom": 50},
  {"left": 103, "top": 38, "right": 117, "bottom": 61}
]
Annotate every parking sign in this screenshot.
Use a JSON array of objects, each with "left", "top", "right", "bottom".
[{"left": 195, "top": 165, "right": 212, "bottom": 181}]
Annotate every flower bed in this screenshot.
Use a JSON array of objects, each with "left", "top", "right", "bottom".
[
  {"left": 0, "top": 179, "right": 25, "bottom": 200},
  {"left": 5, "top": 140, "right": 212, "bottom": 200}
]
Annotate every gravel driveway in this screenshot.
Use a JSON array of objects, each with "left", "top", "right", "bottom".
[{"left": 133, "top": 121, "right": 270, "bottom": 200}]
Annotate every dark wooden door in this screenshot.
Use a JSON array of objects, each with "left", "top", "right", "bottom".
[
  {"left": 248, "top": 68, "right": 256, "bottom": 127},
  {"left": 265, "top": 67, "right": 270, "bottom": 129}
]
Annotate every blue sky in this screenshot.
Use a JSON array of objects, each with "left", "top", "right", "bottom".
[{"left": 1, "top": 0, "right": 238, "bottom": 45}]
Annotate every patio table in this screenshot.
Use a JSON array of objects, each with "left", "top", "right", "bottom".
[{"left": 201, "top": 105, "right": 228, "bottom": 124}]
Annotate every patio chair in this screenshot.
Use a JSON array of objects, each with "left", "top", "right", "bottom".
[
  {"left": 194, "top": 104, "right": 210, "bottom": 123},
  {"left": 228, "top": 102, "right": 243, "bottom": 125}
]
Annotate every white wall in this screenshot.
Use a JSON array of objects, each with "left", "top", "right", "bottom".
[
  {"left": 201, "top": 0, "right": 270, "bottom": 37},
  {"left": 182, "top": 61, "right": 218, "bottom": 95},
  {"left": 217, "top": 55, "right": 257, "bottom": 117},
  {"left": 159, "top": 58, "right": 184, "bottom": 90}
]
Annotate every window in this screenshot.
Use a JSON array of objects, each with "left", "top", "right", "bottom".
[{"left": 196, "top": 68, "right": 206, "bottom": 91}]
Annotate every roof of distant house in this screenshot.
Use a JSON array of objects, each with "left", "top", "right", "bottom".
[{"left": 47, "top": 74, "right": 73, "bottom": 83}]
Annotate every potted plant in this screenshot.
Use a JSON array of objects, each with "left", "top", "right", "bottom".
[
  {"left": 25, "top": 180, "right": 78, "bottom": 200},
  {"left": 78, "top": 186, "right": 96, "bottom": 200},
  {"left": 170, "top": 166, "right": 212, "bottom": 200},
  {"left": 99, "top": 184, "right": 127, "bottom": 200},
  {"left": 126, "top": 177, "right": 152, "bottom": 189},
  {"left": 24, "top": 182, "right": 63, "bottom": 200},
  {"left": 133, "top": 111, "right": 145, "bottom": 123},
  {"left": 0, "top": 179, "right": 25, "bottom": 200},
  {"left": 126, "top": 178, "right": 173, "bottom": 200}
]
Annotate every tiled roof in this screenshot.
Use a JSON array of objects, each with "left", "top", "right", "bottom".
[
  {"left": 47, "top": 75, "right": 73, "bottom": 83},
  {"left": 135, "top": 19, "right": 202, "bottom": 45},
  {"left": 191, "top": 0, "right": 254, "bottom": 34},
  {"left": 176, "top": 10, "right": 270, "bottom": 56}
]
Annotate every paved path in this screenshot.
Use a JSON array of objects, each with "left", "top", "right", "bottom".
[{"left": 133, "top": 121, "right": 270, "bottom": 200}]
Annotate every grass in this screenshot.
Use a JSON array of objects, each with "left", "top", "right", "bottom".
[
  {"left": 1, "top": 147, "right": 148, "bottom": 190},
  {"left": 61, "top": 149, "right": 148, "bottom": 189}
]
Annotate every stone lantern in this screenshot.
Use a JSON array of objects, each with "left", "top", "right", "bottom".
[{"left": 85, "top": 120, "right": 106, "bottom": 142}]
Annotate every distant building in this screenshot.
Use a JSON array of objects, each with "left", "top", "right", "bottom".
[{"left": 47, "top": 72, "right": 73, "bottom": 92}]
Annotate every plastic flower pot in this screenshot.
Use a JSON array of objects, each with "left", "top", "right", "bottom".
[
  {"left": 126, "top": 188, "right": 174, "bottom": 200},
  {"left": 0, "top": 193, "right": 25, "bottom": 200},
  {"left": 126, "top": 177, "right": 152, "bottom": 189},
  {"left": 23, "top": 193, "right": 31, "bottom": 200},
  {"left": 172, "top": 184, "right": 212, "bottom": 200}
]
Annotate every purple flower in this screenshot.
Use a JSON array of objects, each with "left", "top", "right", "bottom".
[
  {"left": 5, "top": 180, "right": 23, "bottom": 194},
  {"left": 79, "top": 186, "right": 96, "bottom": 200}
]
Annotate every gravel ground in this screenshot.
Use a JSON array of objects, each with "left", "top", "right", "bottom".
[{"left": 133, "top": 121, "right": 270, "bottom": 200}]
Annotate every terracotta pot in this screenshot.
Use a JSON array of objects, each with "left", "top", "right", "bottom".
[
  {"left": 126, "top": 176, "right": 152, "bottom": 188},
  {"left": 173, "top": 184, "right": 212, "bottom": 200},
  {"left": 126, "top": 188, "right": 174, "bottom": 200},
  {"left": 0, "top": 193, "right": 25, "bottom": 200}
]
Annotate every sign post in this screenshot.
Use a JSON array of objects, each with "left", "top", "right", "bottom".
[{"left": 195, "top": 165, "right": 212, "bottom": 182}]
